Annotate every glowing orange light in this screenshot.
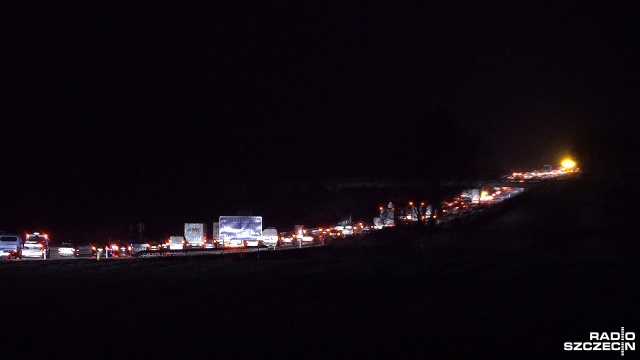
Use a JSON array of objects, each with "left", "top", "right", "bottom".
[{"left": 561, "top": 158, "right": 576, "bottom": 169}]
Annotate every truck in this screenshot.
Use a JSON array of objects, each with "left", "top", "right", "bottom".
[
  {"left": 0, "top": 233, "right": 22, "bottom": 259},
  {"left": 218, "top": 216, "right": 262, "bottom": 248},
  {"left": 211, "top": 222, "right": 220, "bottom": 246},
  {"left": 184, "top": 223, "right": 207, "bottom": 248},
  {"left": 380, "top": 202, "right": 395, "bottom": 227},
  {"left": 261, "top": 227, "right": 279, "bottom": 248}
]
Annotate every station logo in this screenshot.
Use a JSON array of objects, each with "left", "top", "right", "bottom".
[{"left": 564, "top": 328, "right": 635, "bottom": 356}]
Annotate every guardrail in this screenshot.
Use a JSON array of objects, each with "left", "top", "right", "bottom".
[
  {"left": 28, "top": 242, "right": 330, "bottom": 261},
  {"left": 131, "top": 243, "right": 327, "bottom": 258}
]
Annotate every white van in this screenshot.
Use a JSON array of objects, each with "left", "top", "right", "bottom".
[
  {"left": 261, "top": 228, "right": 279, "bottom": 247},
  {"left": 169, "top": 236, "right": 185, "bottom": 250},
  {"left": 22, "top": 238, "right": 50, "bottom": 259}
]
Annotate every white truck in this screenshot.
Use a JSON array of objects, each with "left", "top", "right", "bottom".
[
  {"left": 184, "top": 223, "right": 207, "bottom": 248},
  {"left": 218, "top": 216, "right": 262, "bottom": 248},
  {"left": 0, "top": 233, "right": 22, "bottom": 259}
]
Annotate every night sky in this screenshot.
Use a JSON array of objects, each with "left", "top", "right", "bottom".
[{"left": 3, "top": 2, "right": 638, "bottom": 237}]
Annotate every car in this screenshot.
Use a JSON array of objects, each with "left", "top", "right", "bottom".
[
  {"left": 342, "top": 225, "right": 354, "bottom": 236},
  {"left": 90, "top": 242, "right": 107, "bottom": 258},
  {"left": 130, "top": 242, "right": 150, "bottom": 255},
  {"left": 75, "top": 243, "right": 94, "bottom": 257},
  {"left": 168, "top": 236, "right": 185, "bottom": 250},
  {"left": 328, "top": 228, "right": 344, "bottom": 239},
  {"left": 107, "top": 240, "right": 133, "bottom": 257},
  {"left": 316, "top": 228, "right": 333, "bottom": 243},
  {"left": 147, "top": 241, "right": 164, "bottom": 252},
  {"left": 57, "top": 242, "right": 79, "bottom": 257},
  {"left": 90, "top": 241, "right": 118, "bottom": 258},
  {"left": 278, "top": 231, "right": 296, "bottom": 246},
  {"left": 299, "top": 234, "right": 317, "bottom": 244}
]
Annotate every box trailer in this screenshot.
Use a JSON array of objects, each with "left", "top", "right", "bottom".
[
  {"left": 184, "top": 223, "right": 207, "bottom": 248},
  {"left": 218, "top": 216, "right": 262, "bottom": 248}
]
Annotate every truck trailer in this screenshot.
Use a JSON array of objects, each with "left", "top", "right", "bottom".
[
  {"left": 218, "top": 216, "right": 262, "bottom": 248},
  {"left": 0, "top": 233, "right": 22, "bottom": 259},
  {"left": 184, "top": 223, "right": 207, "bottom": 248},
  {"left": 211, "top": 222, "right": 220, "bottom": 245}
]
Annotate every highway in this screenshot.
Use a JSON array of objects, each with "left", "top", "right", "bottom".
[{"left": 6, "top": 168, "right": 579, "bottom": 263}]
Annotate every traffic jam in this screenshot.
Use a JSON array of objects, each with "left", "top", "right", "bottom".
[{"left": 0, "top": 161, "right": 579, "bottom": 261}]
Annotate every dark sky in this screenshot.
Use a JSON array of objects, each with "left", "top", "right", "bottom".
[{"left": 2, "top": 2, "right": 638, "bottom": 236}]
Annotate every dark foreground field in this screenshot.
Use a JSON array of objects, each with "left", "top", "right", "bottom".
[{"left": 2, "top": 175, "right": 638, "bottom": 359}]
